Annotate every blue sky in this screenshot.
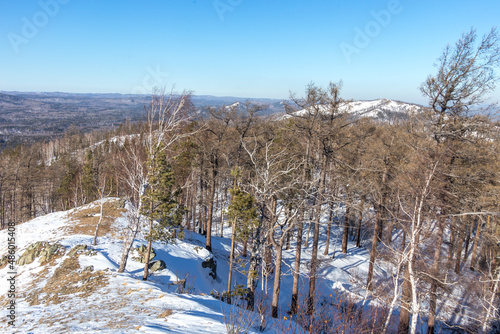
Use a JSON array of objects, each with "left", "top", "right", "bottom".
[{"left": 0, "top": 0, "right": 499, "bottom": 104}]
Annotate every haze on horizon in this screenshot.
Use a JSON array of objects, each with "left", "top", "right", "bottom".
[{"left": 0, "top": 0, "right": 499, "bottom": 105}]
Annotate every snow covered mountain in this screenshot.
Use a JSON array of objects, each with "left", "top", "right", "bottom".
[{"left": 290, "top": 98, "right": 424, "bottom": 122}]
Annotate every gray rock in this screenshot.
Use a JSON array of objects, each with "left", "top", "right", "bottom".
[
  {"left": 17, "top": 241, "right": 47, "bottom": 265},
  {"left": 68, "top": 244, "right": 88, "bottom": 257},
  {"left": 39, "top": 243, "right": 64, "bottom": 264},
  {"left": 201, "top": 256, "right": 217, "bottom": 279},
  {"left": 134, "top": 244, "right": 156, "bottom": 263},
  {"left": 148, "top": 260, "right": 166, "bottom": 272},
  {"left": 82, "top": 265, "right": 94, "bottom": 272}
]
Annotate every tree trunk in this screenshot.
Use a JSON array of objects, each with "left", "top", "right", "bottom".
[
  {"left": 462, "top": 217, "right": 474, "bottom": 264},
  {"left": 190, "top": 185, "right": 196, "bottom": 231},
  {"left": 324, "top": 202, "right": 334, "bottom": 256},
  {"left": 304, "top": 197, "right": 316, "bottom": 248},
  {"left": 342, "top": 203, "right": 350, "bottom": 254},
  {"left": 483, "top": 264, "right": 500, "bottom": 332},
  {"left": 93, "top": 199, "right": 104, "bottom": 246},
  {"left": 454, "top": 224, "right": 464, "bottom": 274},
  {"left": 291, "top": 220, "right": 303, "bottom": 315},
  {"left": 470, "top": 217, "right": 482, "bottom": 271},
  {"left": 398, "top": 264, "right": 412, "bottom": 334},
  {"left": 356, "top": 197, "right": 365, "bottom": 248},
  {"left": 448, "top": 225, "right": 455, "bottom": 263},
  {"left": 142, "top": 212, "right": 154, "bottom": 281},
  {"left": 227, "top": 220, "right": 236, "bottom": 304},
  {"left": 242, "top": 238, "right": 248, "bottom": 257},
  {"left": 118, "top": 201, "right": 141, "bottom": 273},
  {"left": 219, "top": 186, "right": 225, "bottom": 237},
  {"left": 367, "top": 206, "right": 383, "bottom": 291},
  {"left": 206, "top": 171, "right": 216, "bottom": 252},
  {"left": 307, "top": 166, "right": 325, "bottom": 317},
  {"left": 118, "top": 238, "right": 135, "bottom": 273},
  {"left": 427, "top": 221, "right": 444, "bottom": 334},
  {"left": 246, "top": 221, "right": 261, "bottom": 311},
  {"left": 118, "top": 219, "right": 139, "bottom": 273},
  {"left": 271, "top": 242, "right": 284, "bottom": 318}
]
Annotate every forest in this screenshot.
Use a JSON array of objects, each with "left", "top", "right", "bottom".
[{"left": 1, "top": 29, "right": 499, "bottom": 334}]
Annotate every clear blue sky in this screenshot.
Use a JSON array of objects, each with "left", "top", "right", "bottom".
[{"left": 1, "top": 0, "right": 499, "bottom": 104}]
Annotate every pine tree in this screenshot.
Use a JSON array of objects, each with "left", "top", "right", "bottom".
[
  {"left": 140, "top": 148, "right": 182, "bottom": 280},
  {"left": 225, "top": 168, "right": 258, "bottom": 304},
  {"left": 81, "top": 150, "right": 97, "bottom": 203}
]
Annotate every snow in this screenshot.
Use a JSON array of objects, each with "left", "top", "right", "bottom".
[
  {"left": 0, "top": 198, "right": 472, "bottom": 333},
  {"left": 287, "top": 98, "right": 423, "bottom": 120}
]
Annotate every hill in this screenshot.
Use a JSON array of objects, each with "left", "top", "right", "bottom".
[
  {"left": 288, "top": 98, "right": 424, "bottom": 122},
  {"left": 0, "top": 92, "right": 423, "bottom": 149},
  {"left": 0, "top": 198, "right": 387, "bottom": 333}
]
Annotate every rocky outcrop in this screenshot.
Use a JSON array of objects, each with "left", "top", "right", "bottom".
[
  {"left": 132, "top": 244, "right": 156, "bottom": 263},
  {"left": 17, "top": 241, "right": 65, "bottom": 266}
]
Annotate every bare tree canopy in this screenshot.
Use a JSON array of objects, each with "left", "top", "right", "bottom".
[{"left": 420, "top": 27, "right": 500, "bottom": 117}]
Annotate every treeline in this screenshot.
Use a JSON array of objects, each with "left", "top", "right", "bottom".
[{"left": 0, "top": 28, "right": 499, "bottom": 333}]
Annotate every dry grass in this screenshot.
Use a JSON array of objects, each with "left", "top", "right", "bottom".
[
  {"left": 158, "top": 309, "right": 173, "bottom": 319},
  {"left": 64, "top": 198, "right": 126, "bottom": 238},
  {"left": 26, "top": 247, "right": 109, "bottom": 306}
]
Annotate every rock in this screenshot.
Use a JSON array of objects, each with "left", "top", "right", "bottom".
[
  {"left": 68, "top": 244, "right": 88, "bottom": 257},
  {"left": 201, "top": 256, "right": 217, "bottom": 279},
  {"left": 0, "top": 254, "right": 10, "bottom": 269},
  {"left": 16, "top": 241, "right": 65, "bottom": 266},
  {"left": 133, "top": 244, "right": 156, "bottom": 263},
  {"left": 148, "top": 260, "right": 166, "bottom": 272},
  {"left": 39, "top": 243, "right": 64, "bottom": 264},
  {"left": 83, "top": 265, "right": 94, "bottom": 273},
  {"left": 17, "top": 242, "right": 47, "bottom": 265}
]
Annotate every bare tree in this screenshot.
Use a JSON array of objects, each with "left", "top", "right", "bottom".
[
  {"left": 141, "top": 88, "right": 194, "bottom": 280},
  {"left": 93, "top": 176, "right": 111, "bottom": 246},
  {"left": 420, "top": 27, "right": 500, "bottom": 140},
  {"left": 117, "top": 88, "right": 194, "bottom": 276}
]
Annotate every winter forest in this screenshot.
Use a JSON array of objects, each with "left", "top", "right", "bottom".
[{"left": 1, "top": 29, "right": 500, "bottom": 333}]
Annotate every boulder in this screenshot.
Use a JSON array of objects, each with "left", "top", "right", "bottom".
[
  {"left": 68, "top": 244, "right": 88, "bottom": 257},
  {"left": 148, "top": 260, "right": 166, "bottom": 272},
  {"left": 39, "top": 243, "right": 64, "bottom": 264},
  {"left": 202, "top": 256, "right": 217, "bottom": 279},
  {"left": 133, "top": 244, "right": 156, "bottom": 263},
  {"left": 17, "top": 242, "right": 44, "bottom": 265}
]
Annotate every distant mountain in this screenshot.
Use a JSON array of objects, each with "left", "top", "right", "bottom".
[
  {"left": 0, "top": 91, "right": 423, "bottom": 148},
  {"left": 0, "top": 92, "right": 31, "bottom": 104},
  {"left": 290, "top": 98, "right": 424, "bottom": 122}
]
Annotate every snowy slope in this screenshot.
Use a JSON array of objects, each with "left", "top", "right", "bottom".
[
  {"left": 0, "top": 198, "right": 476, "bottom": 333},
  {"left": 290, "top": 98, "right": 423, "bottom": 121},
  {"left": 0, "top": 199, "right": 289, "bottom": 333}
]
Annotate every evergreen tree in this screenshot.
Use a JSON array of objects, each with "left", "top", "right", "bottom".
[
  {"left": 225, "top": 168, "right": 258, "bottom": 304},
  {"left": 141, "top": 149, "right": 182, "bottom": 243},
  {"left": 81, "top": 150, "right": 97, "bottom": 203}
]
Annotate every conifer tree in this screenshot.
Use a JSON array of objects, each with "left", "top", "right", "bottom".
[
  {"left": 225, "top": 168, "right": 258, "bottom": 304},
  {"left": 140, "top": 148, "right": 182, "bottom": 280}
]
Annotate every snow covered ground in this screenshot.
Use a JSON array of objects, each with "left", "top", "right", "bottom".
[{"left": 0, "top": 198, "right": 477, "bottom": 333}]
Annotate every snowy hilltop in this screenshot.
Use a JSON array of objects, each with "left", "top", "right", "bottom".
[{"left": 0, "top": 198, "right": 386, "bottom": 333}]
